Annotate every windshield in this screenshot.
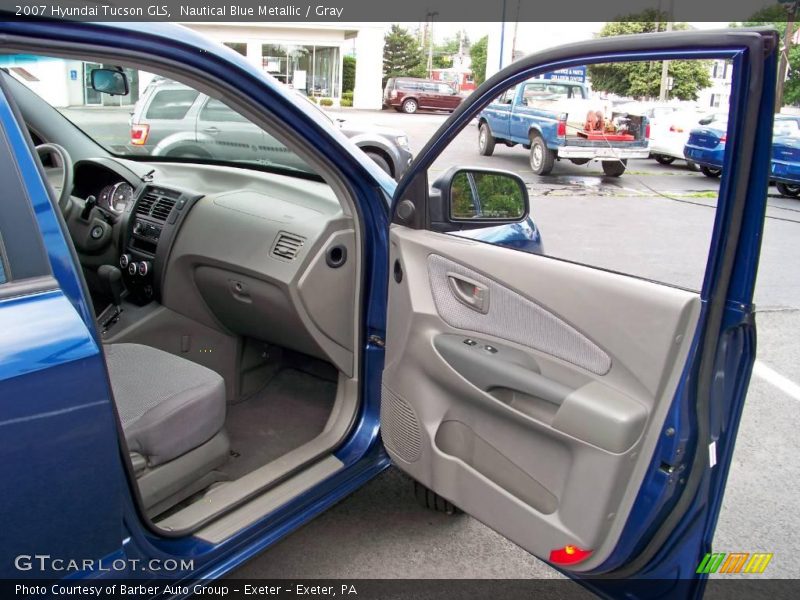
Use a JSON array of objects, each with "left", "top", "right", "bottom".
[{"left": 4, "top": 54, "right": 318, "bottom": 177}]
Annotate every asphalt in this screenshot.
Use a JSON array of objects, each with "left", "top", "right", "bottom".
[{"left": 62, "top": 105, "right": 800, "bottom": 580}]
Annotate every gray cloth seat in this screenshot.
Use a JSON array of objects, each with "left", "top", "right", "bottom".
[{"left": 104, "top": 343, "right": 226, "bottom": 467}]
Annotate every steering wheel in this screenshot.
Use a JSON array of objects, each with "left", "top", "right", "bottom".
[{"left": 35, "top": 143, "right": 73, "bottom": 214}]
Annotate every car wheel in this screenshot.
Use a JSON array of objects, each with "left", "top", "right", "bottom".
[
  {"left": 529, "top": 133, "right": 555, "bottom": 175},
  {"left": 602, "top": 160, "right": 627, "bottom": 177},
  {"left": 166, "top": 147, "right": 211, "bottom": 160},
  {"left": 478, "top": 122, "right": 496, "bottom": 156},
  {"left": 402, "top": 98, "right": 418, "bottom": 114},
  {"left": 569, "top": 158, "right": 590, "bottom": 165},
  {"left": 776, "top": 182, "right": 800, "bottom": 197},
  {"left": 654, "top": 154, "right": 676, "bottom": 165},
  {"left": 700, "top": 165, "right": 722, "bottom": 178},
  {"left": 413, "top": 480, "right": 461, "bottom": 515},
  {"left": 364, "top": 151, "right": 393, "bottom": 178}
]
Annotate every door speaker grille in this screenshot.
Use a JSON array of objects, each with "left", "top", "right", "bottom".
[{"left": 381, "top": 385, "right": 422, "bottom": 463}]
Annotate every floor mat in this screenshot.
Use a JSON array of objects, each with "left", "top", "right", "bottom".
[{"left": 221, "top": 368, "right": 337, "bottom": 480}]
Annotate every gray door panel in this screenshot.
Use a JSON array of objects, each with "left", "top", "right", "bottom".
[{"left": 382, "top": 227, "right": 700, "bottom": 569}]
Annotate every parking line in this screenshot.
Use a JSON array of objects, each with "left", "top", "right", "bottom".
[{"left": 752, "top": 360, "right": 800, "bottom": 402}]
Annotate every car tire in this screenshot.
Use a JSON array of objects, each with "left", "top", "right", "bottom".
[
  {"left": 413, "top": 480, "right": 461, "bottom": 515},
  {"left": 402, "top": 98, "right": 418, "bottom": 114},
  {"left": 529, "top": 133, "right": 555, "bottom": 175},
  {"left": 570, "top": 158, "right": 590, "bottom": 165},
  {"left": 776, "top": 182, "right": 800, "bottom": 197},
  {"left": 478, "top": 122, "right": 496, "bottom": 156},
  {"left": 654, "top": 154, "right": 676, "bottom": 165},
  {"left": 700, "top": 165, "right": 722, "bottom": 178},
  {"left": 364, "top": 151, "right": 393, "bottom": 177},
  {"left": 602, "top": 160, "right": 627, "bottom": 177},
  {"left": 166, "top": 147, "right": 211, "bottom": 160}
]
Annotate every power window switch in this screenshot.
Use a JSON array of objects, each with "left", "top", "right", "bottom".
[{"left": 463, "top": 338, "right": 477, "bottom": 346}]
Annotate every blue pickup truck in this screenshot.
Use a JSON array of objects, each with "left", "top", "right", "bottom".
[{"left": 478, "top": 78, "right": 650, "bottom": 176}]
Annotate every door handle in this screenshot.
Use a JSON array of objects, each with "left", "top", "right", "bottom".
[
  {"left": 203, "top": 127, "right": 221, "bottom": 135},
  {"left": 447, "top": 273, "right": 490, "bottom": 314}
]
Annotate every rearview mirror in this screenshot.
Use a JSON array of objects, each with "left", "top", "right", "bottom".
[
  {"left": 429, "top": 167, "right": 529, "bottom": 231},
  {"left": 90, "top": 68, "right": 129, "bottom": 96}
]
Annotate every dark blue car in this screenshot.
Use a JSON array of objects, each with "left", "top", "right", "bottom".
[
  {"left": 770, "top": 120, "right": 800, "bottom": 198},
  {"left": 0, "top": 21, "right": 780, "bottom": 599},
  {"left": 685, "top": 113, "right": 800, "bottom": 179},
  {"left": 683, "top": 114, "right": 728, "bottom": 178}
]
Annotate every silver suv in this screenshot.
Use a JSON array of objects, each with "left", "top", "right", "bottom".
[{"left": 128, "top": 78, "right": 413, "bottom": 179}]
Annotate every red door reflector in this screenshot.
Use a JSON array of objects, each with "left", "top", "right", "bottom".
[{"left": 549, "top": 545, "right": 593, "bottom": 565}]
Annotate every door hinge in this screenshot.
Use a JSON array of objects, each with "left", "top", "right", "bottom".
[{"left": 368, "top": 334, "right": 385, "bottom": 348}]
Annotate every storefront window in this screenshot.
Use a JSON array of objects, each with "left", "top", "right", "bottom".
[
  {"left": 261, "top": 44, "right": 287, "bottom": 83},
  {"left": 261, "top": 43, "right": 340, "bottom": 99}
]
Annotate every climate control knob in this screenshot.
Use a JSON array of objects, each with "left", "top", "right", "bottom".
[
  {"left": 128, "top": 262, "right": 138, "bottom": 276},
  {"left": 137, "top": 261, "right": 151, "bottom": 277},
  {"left": 119, "top": 254, "right": 132, "bottom": 269}
]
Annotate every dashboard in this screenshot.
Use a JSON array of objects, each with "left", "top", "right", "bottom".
[{"left": 71, "top": 157, "right": 357, "bottom": 376}]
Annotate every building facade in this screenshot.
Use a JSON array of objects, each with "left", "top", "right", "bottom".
[
  {"left": 8, "top": 23, "right": 385, "bottom": 110},
  {"left": 697, "top": 59, "right": 733, "bottom": 110},
  {"left": 185, "top": 23, "right": 384, "bottom": 109}
]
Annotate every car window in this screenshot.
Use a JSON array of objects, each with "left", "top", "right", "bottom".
[
  {"left": 145, "top": 89, "right": 199, "bottom": 120},
  {"left": 4, "top": 55, "right": 319, "bottom": 177},
  {"left": 522, "top": 82, "right": 573, "bottom": 102},
  {"left": 199, "top": 98, "right": 249, "bottom": 123},
  {"left": 437, "top": 84, "right": 453, "bottom": 95},
  {"left": 433, "top": 57, "right": 733, "bottom": 292}
]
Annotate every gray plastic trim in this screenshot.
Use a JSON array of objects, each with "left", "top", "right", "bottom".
[
  {"left": 193, "top": 455, "right": 343, "bottom": 544},
  {"left": 428, "top": 254, "right": 612, "bottom": 375}
]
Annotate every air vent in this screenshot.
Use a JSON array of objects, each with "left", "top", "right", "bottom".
[
  {"left": 271, "top": 232, "right": 305, "bottom": 261},
  {"left": 136, "top": 192, "right": 157, "bottom": 216},
  {"left": 151, "top": 197, "right": 176, "bottom": 221},
  {"left": 135, "top": 188, "right": 179, "bottom": 222}
]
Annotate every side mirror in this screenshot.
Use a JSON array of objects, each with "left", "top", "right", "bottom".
[
  {"left": 429, "top": 167, "right": 529, "bottom": 232},
  {"left": 91, "top": 68, "right": 129, "bottom": 96}
]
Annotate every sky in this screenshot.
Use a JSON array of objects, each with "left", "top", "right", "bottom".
[{"left": 400, "top": 22, "right": 732, "bottom": 55}]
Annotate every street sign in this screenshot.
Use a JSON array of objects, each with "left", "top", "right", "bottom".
[{"left": 541, "top": 66, "right": 587, "bottom": 83}]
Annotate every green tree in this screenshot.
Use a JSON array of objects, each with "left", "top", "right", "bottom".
[
  {"left": 732, "top": 11, "right": 800, "bottom": 105},
  {"left": 471, "top": 35, "right": 488, "bottom": 85},
  {"left": 587, "top": 12, "right": 712, "bottom": 101},
  {"left": 432, "top": 31, "right": 471, "bottom": 69},
  {"left": 383, "top": 24, "right": 426, "bottom": 83},
  {"left": 342, "top": 55, "right": 356, "bottom": 93}
]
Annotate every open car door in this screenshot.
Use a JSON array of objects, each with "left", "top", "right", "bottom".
[{"left": 381, "top": 29, "right": 776, "bottom": 595}]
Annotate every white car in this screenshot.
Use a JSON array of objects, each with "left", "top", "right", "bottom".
[{"left": 650, "top": 110, "right": 728, "bottom": 169}]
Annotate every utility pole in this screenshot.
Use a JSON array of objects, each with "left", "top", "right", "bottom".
[
  {"left": 426, "top": 11, "right": 437, "bottom": 76},
  {"left": 776, "top": 1, "right": 798, "bottom": 113},
  {"left": 658, "top": 7, "right": 673, "bottom": 101}
]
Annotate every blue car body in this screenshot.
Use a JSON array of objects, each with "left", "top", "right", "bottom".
[
  {"left": 686, "top": 114, "right": 800, "bottom": 174},
  {"left": 0, "top": 21, "right": 779, "bottom": 599},
  {"left": 683, "top": 123, "right": 727, "bottom": 170},
  {"left": 770, "top": 126, "right": 800, "bottom": 194},
  {"left": 771, "top": 136, "right": 800, "bottom": 183}
]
